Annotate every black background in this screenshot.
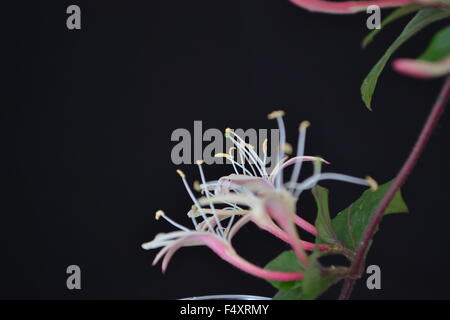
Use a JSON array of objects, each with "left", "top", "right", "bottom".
[{"left": 4, "top": 0, "right": 450, "bottom": 299}]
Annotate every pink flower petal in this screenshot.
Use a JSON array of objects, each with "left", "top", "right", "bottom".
[
  {"left": 294, "top": 215, "right": 318, "bottom": 236},
  {"left": 289, "top": 0, "right": 413, "bottom": 14},
  {"left": 265, "top": 199, "right": 309, "bottom": 266},
  {"left": 252, "top": 217, "right": 329, "bottom": 251},
  {"left": 157, "top": 233, "right": 303, "bottom": 281},
  {"left": 393, "top": 56, "right": 450, "bottom": 79}
]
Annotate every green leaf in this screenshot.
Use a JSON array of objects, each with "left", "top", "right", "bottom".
[
  {"left": 419, "top": 25, "right": 450, "bottom": 62},
  {"left": 272, "top": 288, "right": 302, "bottom": 300},
  {"left": 361, "top": 9, "right": 450, "bottom": 110},
  {"left": 271, "top": 251, "right": 348, "bottom": 300},
  {"left": 264, "top": 250, "right": 304, "bottom": 290},
  {"left": 362, "top": 4, "right": 422, "bottom": 49},
  {"left": 312, "top": 185, "right": 338, "bottom": 244},
  {"left": 301, "top": 251, "right": 347, "bottom": 300},
  {"left": 331, "top": 180, "right": 408, "bottom": 252}
]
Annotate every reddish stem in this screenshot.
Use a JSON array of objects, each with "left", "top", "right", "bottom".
[{"left": 339, "top": 76, "right": 450, "bottom": 300}]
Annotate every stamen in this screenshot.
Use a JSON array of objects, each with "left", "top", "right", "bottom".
[
  {"left": 228, "top": 147, "right": 239, "bottom": 174},
  {"left": 215, "top": 153, "right": 253, "bottom": 176},
  {"left": 155, "top": 210, "right": 164, "bottom": 220},
  {"left": 228, "top": 132, "right": 266, "bottom": 177},
  {"left": 176, "top": 169, "right": 185, "bottom": 178},
  {"left": 262, "top": 138, "right": 268, "bottom": 154},
  {"left": 365, "top": 176, "right": 378, "bottom": 191},
  {"left": 289, "top": 120, "right": 310, "bottom": 191},
  {"left": 237, "top": 142, "right": 258, "bottom": 176},
  {"left": 267, "top": 110, "right": 285, "bottom": 119},
  {"left": 196, "top": 160, "right": 225, "bottom": 237},
  {"left": 262, "top": 138, "right": 268, "bottom": 173},
  {"left": 294, "top": 172, "right": 373, "bottom": 196},
  {"left": 193, "top": 180, "right": 202, "bottom": 193},
  {"left": 294, "top": 158, "right": 322, "bottom": 198},
  {"left": 283, "top": 142, "right": 293, "bottom": 155},
  {"left": 300, "top": 120, "right": 310, "bottom": 131},
  {"left": 269, "top": 110, "right": 286, "bottom": 189},
  {"left": 154, "top": 210, "right": 190, "bottom": 232},
  {"left": 175, "top": 170, "right": 202, "bottom": 231},
  {"left": 214, "top": 153, "right": 232, "bottom": 159},
  {"left": 225, "top": 128, "right": 232, "bottom": 138}
]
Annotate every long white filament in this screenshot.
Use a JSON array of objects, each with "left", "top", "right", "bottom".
[
  {"left": 196, "top": 162, "right": 225, "bottom": 237},
  {"left": 288, "top": 122, "right": 309, "bottom": 192},
  {"left": 294, "top": 172, "right": 371, "bottom": 197},
  {"left": 275, "top": 116, "right": 286, "bottom": 190},
  {"left": 229, "top": 132, "right": 267, "bottom": 177}
]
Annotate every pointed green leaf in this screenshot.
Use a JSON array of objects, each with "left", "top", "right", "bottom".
[
  {"left": 362, "top": 4, "right": 422, "bottom": 49},
  {"left": 264, "top": 250, "right": 304, "bottom": 290},
  {"left": 312, "top": 185, "right": 338, "bottom": 244},
  {"left": 419, "top": 25, "right": 450, "bottom": 61},
  {"left": 361, "top": 9, "right": 450, "bottom": 110},
  {"left": 332, "top": 180, "right": 408, "bottom": 252}
]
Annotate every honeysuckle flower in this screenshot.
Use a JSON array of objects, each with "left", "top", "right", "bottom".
[
  {"left": 393, "top": 55, "right": 450, "bottom": 79},
  {"left": 142, "top": 110, "right": 377, "bottom": 281},
  {"left": 207, "top": 111, "right": 375, "bottom": 235},
  {"left": 289, "top": 0, "right": 414, "bottom": 14},
  {"left": 196, "top": 111, "right": 376, "bottom": 264},
  {"left": 142, "top": 207, "right": 303, "bottom": 281}
]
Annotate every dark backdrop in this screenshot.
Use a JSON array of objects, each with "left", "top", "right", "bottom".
[{"left": 4, "top": 0, "right": 450, "bottom": 299}]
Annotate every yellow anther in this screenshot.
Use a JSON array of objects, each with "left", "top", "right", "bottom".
[
  {"left": 215, "top": 153, "right": 232, "bottom": 159},
  {"left": 365, "top": 176, "right": 378, "bottom": 191},
  {"left": 300, "top": 120, "right": 311, "bottom": 131},
  {"left": 176, "top": 169, "right": 186, "bottom": 178},
  {"left": 193, "top": 180, "right": 202, "bottom": 192},
  {"left": 196, "top": 160, "right": 204, "bottom": 165},
  {"left": 283, "top": 142, "right": 293, "bottom": 155},
  {"left": 228, "top": 146, "right": 237, "bottom": 153},
  {"left": 267, "top": 110, "right": 285, "bottom": 119},
  {"left": 262, "top": 138, "right": 268, "bottom": 154},
  {"left": 155, "top": 210, "right": 165, "bottom": 220},
  {"left": 225, "top": 128, "right": 232, "bottom": 138}
]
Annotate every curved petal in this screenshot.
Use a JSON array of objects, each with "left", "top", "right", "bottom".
[
  {"left": 289, "top": 0, "right": 413, "bottom": 14},
  {"left": 294, "top": 215, "right": 318, "bottom": 236},
  {"left": 156, "top": 233, "right": 303, "bottom": 281},
  {"left": 265, "top": 198, "right": 309, "bottom": 267},
  {"left": 251, "top": 217, "right": 329, "bottom": 251},
  {"left": 393, "top": 56, "right": 450, "bottom": 79}
]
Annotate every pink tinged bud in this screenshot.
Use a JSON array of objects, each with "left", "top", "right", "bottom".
[
  {"left": 289, "top": 0, "right": 414, "bottom": 14},
  {"left": 156, "top": 233, "right": 303, "bottom": 281},
  {"left": 393, "top": 57, "right": 450, "bottom": 79}
]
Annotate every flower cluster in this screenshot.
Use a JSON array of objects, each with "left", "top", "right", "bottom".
[{"left": 142, "top": 111, "right": 377, "bottom": 281}]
